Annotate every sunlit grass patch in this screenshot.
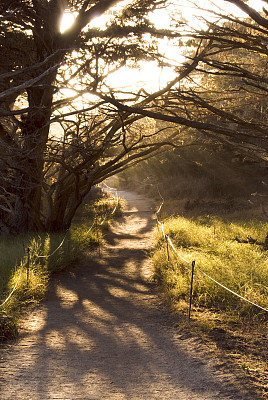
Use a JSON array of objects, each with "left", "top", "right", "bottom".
[
  {"left": 77, "top": 195, "right": 122, "bottom": 223},
  {"left": 0, "top": 235, "right": 26, "bottom": 302},
  {"left": 153, "top": 215, "right": 268, "bottom": 320},
  {"left": 1, "top": 238, "right": 48, "bottom": 309},
  {"left": 0, "top": 193, "right": 121, "bottom": 341}
]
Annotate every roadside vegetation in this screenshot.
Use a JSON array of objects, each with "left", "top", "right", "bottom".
[
  {"left": 151, "top": 209, "right": 268, "bottom": 398},
  {"left": 0, "top": 190, "right": 121, "bottom": 342},
  {"left": 153, "top": 214, "right": 268, "bottom": 318}
]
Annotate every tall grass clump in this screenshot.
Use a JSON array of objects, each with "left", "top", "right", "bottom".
[
  {"left": 0, "top": 237, "right": 49, "bottom": 342},
  {"left": 153, "top": 215, "right": 268, "bottom": 320},
  {"left": 0, "top": 235, "right": 27, "bottom": 302},
  {"left": 0, "top": 192, "right": 121, "bottom": 342}
]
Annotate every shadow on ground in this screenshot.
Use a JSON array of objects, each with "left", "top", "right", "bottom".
[{"left": 0, "top": 191, "right": 261, "bottom": 400}]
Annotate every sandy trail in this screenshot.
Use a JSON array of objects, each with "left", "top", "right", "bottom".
[{"left": 0, "top": 191, "right": 259, "bottom": 399}]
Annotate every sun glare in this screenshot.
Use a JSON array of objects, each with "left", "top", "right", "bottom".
[{"left": 60, "top": 11, "right": 75, "bottom": 33}]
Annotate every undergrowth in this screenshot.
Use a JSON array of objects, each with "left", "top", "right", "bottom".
[{"left": 0, "top": 192, "right": 121, "bottom": 343}]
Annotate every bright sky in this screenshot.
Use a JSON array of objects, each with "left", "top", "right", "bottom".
[
  {"left": 61, "top": 1, "right": 266, "bottom": 34},
  {"left": 60, "top": 0, "right": 266, "bottom": 93}
]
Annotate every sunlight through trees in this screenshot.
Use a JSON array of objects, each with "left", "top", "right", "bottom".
[{"left": 0, "top": 0, "right": 267, "bottom": 234}]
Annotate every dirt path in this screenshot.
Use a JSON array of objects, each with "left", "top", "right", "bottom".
[{"left": 0, "top": 191, "right": 261, "bottom": 400}]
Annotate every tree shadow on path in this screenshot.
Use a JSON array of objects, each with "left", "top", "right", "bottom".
[{"left": 0, "top": 192, "right": 261, "bottom": 400}]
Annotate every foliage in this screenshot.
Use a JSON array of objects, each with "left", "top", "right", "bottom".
[
  {"left": 107, "top": 2, "right": 268, "bottom": 164},
  {"left": 119, "top": 143, "right": 267, "bottom": 203},
  {"left": 0, "top": 0, "right": 186, "bottom": 234},
  {"left": 1, "top": 0, "right": 268, "bottom": 236}
]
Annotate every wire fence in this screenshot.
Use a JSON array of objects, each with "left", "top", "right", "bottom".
[
  {"left": 37, "top": 230, "right": 70, "bottom": 259},
  {"left": 155, "top": 190, "right": 268, "bottom": 320},
  {"left": 0, "top": 186, "right": 119, "bottom": 309}
]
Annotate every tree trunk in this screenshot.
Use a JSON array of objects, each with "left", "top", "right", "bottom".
[
  {"left": 46, "top": 173, "right": 92, "bottom": 232},
  {"left": 11, "top": 75, "right": 56, "bottom": 233}
]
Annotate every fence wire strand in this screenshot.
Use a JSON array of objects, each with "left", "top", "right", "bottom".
[
  {"left": 0, "top": 268, "right": 23, "bottom": 308},
  {"left": 195, "top": 265, "right": 268, "bottom": 313},
  {"left": 38, "top": 229, "right": 69, "bottom": 259}
]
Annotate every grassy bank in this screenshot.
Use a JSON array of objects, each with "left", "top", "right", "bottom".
[
  {"left": 0, "top": 192, "right": 121, "bottom": 342},
  {"left": 153, "top": 214, "right": 268, "bottom": 319},
  {"left": 152, "top": 211, "right": 268, "bottom": 397}
]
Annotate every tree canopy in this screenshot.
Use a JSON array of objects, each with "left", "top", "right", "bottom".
[
  {"left": 0, "top": 0, "right": 186, "bottom": 233},
  {"left": 0, "top": 0, "right": 268, "bottom": 234},
  {"left": 104, "top": 1, "right": 268, "bottom": 163}
]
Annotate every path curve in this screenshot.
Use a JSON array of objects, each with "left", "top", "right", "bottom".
[{"left": 0, "top": 191, "right": 259, "bottom": 399}]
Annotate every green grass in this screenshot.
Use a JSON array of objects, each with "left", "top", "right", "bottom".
[
  {"left": 0, "top": 235, "right": 28, "bottom": 302},
  {"left": 0, "top": 193, "right": 121, "bottom": 342},
  {"left": 153, "top": 215, "right": 268, "bottom": 319}
]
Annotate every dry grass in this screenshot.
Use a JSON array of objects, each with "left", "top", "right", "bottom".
[
  {"left": 153, "top": 213, "right": 268, "bottom": 317},
  {"left": 152, "top": 203, "right": 268, "bottom": 398}
]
